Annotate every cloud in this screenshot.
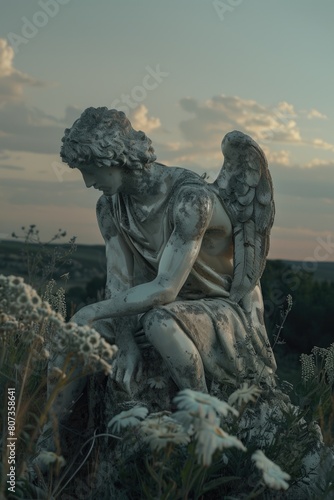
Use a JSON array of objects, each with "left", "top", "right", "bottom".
[
  {"left": 306, "top": 108, "right": 327, "bottom": 120},
  {"left": 265, "top": 149, "right": 290, "bottom": 166},
  {"left": 0, "top": 38, "right": 76, "bottom": 154},
  {"left": 0, "top": 164, "right": 24, "bottom": 171},
  {"left": 151, "top": 95, "right": 334, "bottom": 172},
  {"left": 0, "top": 39, "right": 45, "bottom": 105},
  {"left": 178, "top": 96, "right": 302, "bottom": 146},
  {"left": 129, "top": 105, "right": 161, "bottom": 133},
  {"left": 311, "top": 138, "right": 334, "bottom": 152},
  {"left": 153, "top": 95, "right": 306, "bottom": 169},
  {"left": 305, "top": 159, "right": 334, "bottom": 168},
  {"left": 0, "top": 102, "right": 67, "bottom": 153}
]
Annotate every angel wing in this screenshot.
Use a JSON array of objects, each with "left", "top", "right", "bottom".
[{"left": 213, "top": 130, "right": 275, "bottom": 303}]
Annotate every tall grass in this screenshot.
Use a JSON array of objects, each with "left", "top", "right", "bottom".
[{"left": 0, "top": 230, "right": 333, "bottom": 499}]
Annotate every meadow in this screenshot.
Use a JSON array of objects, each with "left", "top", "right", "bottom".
[{"left": 0, "top": 229, "right": 333, "bottom": 499}]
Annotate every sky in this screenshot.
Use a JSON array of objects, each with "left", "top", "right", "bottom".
[{"left": 0, "top": 0, "right": 333, "bottom": 262}]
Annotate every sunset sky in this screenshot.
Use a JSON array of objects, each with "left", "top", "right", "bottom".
[{"left": 0, "top": 0, "right": 333, "bottom": 262}]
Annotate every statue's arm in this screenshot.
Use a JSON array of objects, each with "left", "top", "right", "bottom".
[
  {"left": 72, "top": 195, "right": 136, "bottom": 335},
  {"left": 84, "top": 187, "right": 214, "bottom": 321},
  {"left": 96, "top": 195, "right": 134, "bottom": 297},
  {"left": 95, "top": 196, "right": 142, "bottom": 393}
]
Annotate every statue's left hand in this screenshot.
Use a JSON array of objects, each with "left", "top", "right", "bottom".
[{"left": 111, "top": 342, "right": 143, "bottom": 395}]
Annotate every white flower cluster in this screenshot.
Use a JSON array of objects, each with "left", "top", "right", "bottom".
[
  {"left": 173, "top": 389, "right": 244, "bottom": 466},
  {"left": 0, "top": 274, "right": 117, "bottom": 374},
  {"left": 301, "top": 344, "right": 334, "bottom": 386},
  {"left": 228, "top": 383, "right": 262, "bottom": 408},
  {"left": 324, "top": 343, "right": 334, "bottom": 385},
  {"left": 108, "top": 406, "right": 148, "bottom": 433},
  {"left": 141, "top": 415, "right": 190, "bottom": 451},
  {"left": 37, "top": 451, "right": 66, "bottom": 468},
  {"left": 300, "top": 353, "right": 316, "bottom": 383},
  {"left": 252, "top": 449, "right": 291, "bottom": 490},
  {"left": 107, "top": 388, "right": 291, "bottom": 492},
  {"left": 43, "top": 279, "right": 67, "bottom": 319}
]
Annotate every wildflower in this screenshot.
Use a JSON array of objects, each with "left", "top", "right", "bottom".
[
  {"left": 29, "top": 311, "right": 41, "bottom": 322},
  {"left": 0, "top": 274, "right": 118, "bottom": 374},
  {"left": 142, "top": 420, "right": 190, "bottom": 451},
  {"left": 300, "top": 353, "right": 316, "bottom": 383},
  {"left": 30, "top": 293, "right": 42, "bottom": 307},
  {"left": 147, "top": 376, "right": 167, "bottom": 389},
  {"left": 63, "top": 322, "right": 77, "bottom": 333},
  {"left": 37, "top": 301, "right": 52, "bottom": 317},
  {"left": 108, "top": 406, "right": 148, "bottom": 433},
  {"left": 228, "top": 383, "right": 262, "bottom": 408},
  {"left": 79, "top": 342, "right": 93, "bottom": 356},
  {"left": 48, "top": 366, "right": 66, "bottom": 381},
  {"left": 0, "top": 313, "right": 9, "bottom": 322},
  {"left": 48, "top": 315, "right": 64, "bottom": 328},
  {"left": 42, "top": 348, "right": 50, "bottom": 359},
  {"left": 252, "top": 450, "right": 291, "bottom": 491},
  {"left": 195, "top": 418, "right": 246, "bottom": 466},
  {"left": 38, "top": 451, "right": 66, "bottom": 468},
  {"left": 140, "top": 414, "right": 178, "bottom": 434},
  {"left": 172, "top": 410, "right": 196, "bottom": 434},
  {"left": 174, "top": 389, "right": 239, "bottom": 420},
  {"left": 311, "top": 346, "right": 328, "bottom": 359},
  {"left": 87, "top": 331, "right": 100, "bottom": 346},
  {"left": 324, "top": 343, "right": 334, "bottom": 385},
  {"left": 8, "top": 276, "right": 24, "bottom": 287},
  {"left": 99, "top": 340, "right": 118, "bottom": 360},
  {"left": 17, "top": 294, "right": 29, "bottom": 305}
]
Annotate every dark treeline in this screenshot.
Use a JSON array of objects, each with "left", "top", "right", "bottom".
[
  {"left": 66, "top": 260, "right": 334, "bottom": 355},
  {"left": 262, "top": 260, "right": 334, "bottom": 353}
]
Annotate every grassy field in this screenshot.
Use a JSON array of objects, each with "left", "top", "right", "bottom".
[{"left": 0, "top": 240, "right": 333, "bottom": 498}]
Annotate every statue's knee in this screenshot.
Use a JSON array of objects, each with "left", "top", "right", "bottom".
[{"left": 142, "top": 307, "right": 173, "bottom": 341}]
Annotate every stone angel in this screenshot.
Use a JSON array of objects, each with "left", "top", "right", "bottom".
[{"left": 59, "top": 107, "right": 277, "bottom": 398}]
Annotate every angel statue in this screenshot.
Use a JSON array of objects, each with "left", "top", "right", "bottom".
[{"left": 59, "top": 106, "right": 277, "bottom": 399}]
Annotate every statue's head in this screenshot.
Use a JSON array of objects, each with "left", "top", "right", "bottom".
[{"left": 60, "top": 107, "right": 157, "bottom": 170}]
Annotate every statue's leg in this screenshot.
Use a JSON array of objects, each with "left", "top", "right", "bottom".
[{"left": 142, "top": 307, "right": 208, "bottom": 392}]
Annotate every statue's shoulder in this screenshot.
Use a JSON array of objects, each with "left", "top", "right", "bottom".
[
  {"left": 96, "top": 195, "right": 117, "bottom": 239},
  {"left": 96, "top": 194, "right": 111, "bottom": 219},
  {"left": 168, "top": 169, "right": 215, "bottom": 228},
  {"left": 170, "top": 168, "right": 214, "bottom": 201}
]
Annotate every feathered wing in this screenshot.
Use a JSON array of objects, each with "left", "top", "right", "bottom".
[{"left": 213, "top": 130, "right": 275, "bottom": 303}]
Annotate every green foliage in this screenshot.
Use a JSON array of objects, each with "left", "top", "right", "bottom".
[{"left": 299, "top": 345, "right": 334, "bottom": 446}]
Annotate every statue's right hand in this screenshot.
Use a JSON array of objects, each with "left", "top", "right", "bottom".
[{"left": 111, "top": 344, "right": 143, "bottom": 395}]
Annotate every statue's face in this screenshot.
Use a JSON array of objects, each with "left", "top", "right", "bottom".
[{"left": 78, "top": 164, "right": 123, "bottom": 196}]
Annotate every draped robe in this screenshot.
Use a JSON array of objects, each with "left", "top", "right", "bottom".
[{"left": 106, "top": 168, "right": 277, "bottom": 387}]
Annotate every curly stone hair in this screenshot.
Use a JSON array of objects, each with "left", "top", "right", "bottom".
[{"left": 60, "top": 107, "right": 157, "bottom": 170}]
